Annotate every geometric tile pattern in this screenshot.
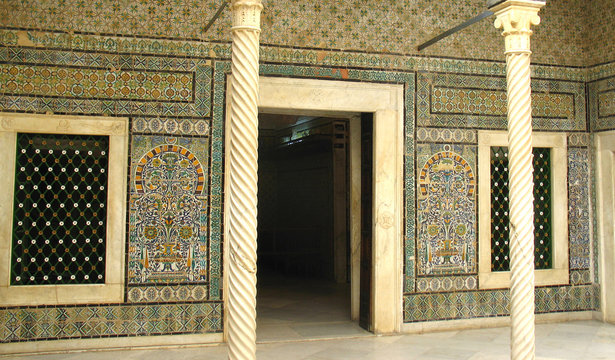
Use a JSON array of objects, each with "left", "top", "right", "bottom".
[
  {"left": 404, "top": 284, "right": 598, "bottom": 322},
  {"left": 418, "top": 73, "right": 586, "bottom": 131},
  {"left": 0, "top": 29, "right": 227, "bottom": 58},
  {"left": 406, "top": 140, "right": 597, "bottom": 321},
  {"left": 0, "top": 29, "right": 596, "bottom": 82},
  {"left": 416, "top": 127, "right": 476, "bottom": 144},
  {"left": 587, "top": 62, "right": 615, "bottom": 82},
  {"left": 568, "top": 148, "right": 592, "bottom": 270},
  {"left": 589, "top": 138, "right": 601, "bottom": 284},
  {"left": 415, "top": 276, "right": 477, "bottom": 293},
  {"left": 586, "top": 0, "right": 615, "bottom": 66},
  {"left": 0, "top": 2, "right": 609, "bottom": 338},
  {"left": 416, "top": 145, "right": 476, "bottom": 275},
  {"left": 0, "top": 302, "right": 222, "bottom": 342},
  {"left": 599, "top": 90, "right": 615, "bottom": 117},
  {"left": 568, "top": 132, "right": 590, "bottom": 147},
  {"left": 127, "top": 285, "right": 209, "bottom": 303},
  {"left": 132, "top": 117, "right": 210, "bottom": 136},
  {"left": 208, "top": 62, "right": 230, "bottom": 301},
  {"left": 432, "top": 86, "right": 574, "bottom": 119},
  {"left": 0, "top": 48, "right": 212, "bottom": 118},
  {"left": 589, "top": 77, "right": 615, "bottom": 131},
  {"left": 0, "top": 64, "right": 194, "bottom": 102},
  {"left": 129, "top": 136, "right": 209, "bottom": 284},
  {"left": 570, "top": 269, "right": 592, "bottom": 286},
  {"left": 0, "top": 0, "right": 599, "bottom": 67}
]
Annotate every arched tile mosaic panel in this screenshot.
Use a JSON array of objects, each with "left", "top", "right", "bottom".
[
  {"left": 129, "top": 136, "right": 209, "bottom": 284},
  {"left": 417, "top": 145, "right": 476, "bottom": 275}
]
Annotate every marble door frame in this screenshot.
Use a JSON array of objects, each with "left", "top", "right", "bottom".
[
  {"left": 223, "top": 76, "right": 404, "bottom": 335},
  {"left": 596, "top": 130, "right": 615, "bottom": 323}
]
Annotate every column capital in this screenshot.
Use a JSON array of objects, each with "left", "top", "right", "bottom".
[
  {"left": 492, "top": 0, "right": 545, "bottom": 54},
  {"left": 231, "top": 0, "right": 263, "bottom": 31}
]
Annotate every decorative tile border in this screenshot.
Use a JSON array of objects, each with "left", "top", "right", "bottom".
[
  {"left": 0, "top": 29, "right": 231, "bottom": 59},
  {"left": 0, "top": 47, "right": 212, "bottom": 118},
  {"left": 0, "top": 302, "right": 222, "bottom": 342},
  {"left": 416, "top": 276, "right": 478, "bottom": 293},
  {"left": 599, "top": 90, "right": 615, "bottom": 117},
  {"left": 568, "top": 132, "right": 590, "bottom": 147},
  {"left": 570, "top": 269, "right": 592, "bottom": 285},
  {"left": 0, "top": 64, "right": 194, "bottom": 102},
  {"left": 587, "top": 61, "right": 615, "bottom": 82},
  {"left": 208, "top": 61, "right": 230, "bottom": 301},
  {"left": 589, "top": 133, "right": 600, "bottom": 284},
  {"left": 127, "top": 285, "right": 209, "bottom": 303},
  {"left": 431, "top": 87, "right": 574, "bottom": 119},
  {"left": 404, "top": 285, "right": 598, "bottom": 322},
  {"left": 589, "top": 76, "right": 615, "bottom": 131},
  {"left": 568, "top": 148, "right": 591, "bottom": 270},
  {"left": 417, "top": 73, "right": 586, "bottom": 131},
  {"left": 416, "top": 127, "right": 477, "bottom": 144},
  {"left": 0, "top": 28, "right": 592, "bottom": 82},
  {"left": 132, "top": 117, "right": 210, "bottom": 136}
]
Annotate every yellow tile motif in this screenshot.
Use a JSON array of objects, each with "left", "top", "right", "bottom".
[{"left": 0, "top": 64, "right": 193, "bottom": 102}]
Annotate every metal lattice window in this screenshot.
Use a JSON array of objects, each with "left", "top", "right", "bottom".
[
  {"left": 490, "top": 146, "right": 552, "bottom": 272},
  {"left": 11, "top": 133, "right": 109, "bottom": 285}
]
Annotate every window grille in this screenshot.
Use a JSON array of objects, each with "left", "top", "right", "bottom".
[
  {"left": 11, "top": 133, "right": 109, "bottom": 285},
  {"left": 490, "top": 146, "right": 552, "bottom": 272}
]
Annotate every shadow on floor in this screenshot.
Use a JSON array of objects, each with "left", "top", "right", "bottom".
[{"left": 256, "top": 273, "right": 370, "bottom": 342}]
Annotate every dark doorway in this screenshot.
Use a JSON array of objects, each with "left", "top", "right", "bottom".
[
  {"left": 255, "top": 114, "right": 368, "bottom": 341},
  {"left": 359, "top": 112, "right": 373, "bottom": 332}
]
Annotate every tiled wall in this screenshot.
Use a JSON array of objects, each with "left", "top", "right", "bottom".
[
  {"left": 0, "top": 41, "right": 224, "bottom": 342},
  {"left": 409, "top": 66, "right": 598, "bottom": 321},
  {"left": 409, "top": 129, "right": 597, "bottom": 321},
  {"left": 0, "top": 0, "right": 611, "bottom": 66},
  {"left": 0, "top": 0, "right": 614, "bottom": 344},
  {"left": 585, "top": 0, "right": 615, "bottom": 66}
]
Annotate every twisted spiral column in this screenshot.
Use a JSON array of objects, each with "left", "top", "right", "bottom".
[
  {"left": 227, "top": 1, "right": 262, "bottom": 359},
  {"left": 505, "top": 49, "right": 536, "bottom": 360},
  {"left": 492, "top": 1, "right": 545, "bottom": 359}
]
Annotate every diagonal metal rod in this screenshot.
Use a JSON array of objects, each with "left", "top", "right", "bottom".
[
  {"left": 202, "top": 1, "right": 229, "bottom": 34},
  {"left": 418, "top": 10, "right": 493, "bottom": 51}
]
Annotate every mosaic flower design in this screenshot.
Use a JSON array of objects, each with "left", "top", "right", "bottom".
[
  {"left": 129, "top": 141, "right": 208, "bottom": 284},
  {"left": 417, "top": 149, "right": 476, "bottom": 275}
]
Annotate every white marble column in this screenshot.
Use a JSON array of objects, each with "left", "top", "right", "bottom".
[
  {"left": 492, "top": 1, "right": 545, "bottom": 359},
  {"left": 227, "top": 1, "right": 263, "bottom": 359}
]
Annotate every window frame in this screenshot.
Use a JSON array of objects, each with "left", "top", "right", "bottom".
[
  {"left": 0, "top": 113, "right": 128, "bottom": 306},
  {"left": 478, "top": 130, "right": 569, "bottom": 289}
]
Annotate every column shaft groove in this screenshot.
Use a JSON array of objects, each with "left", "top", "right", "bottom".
[{"left": 227, "top": 1, "right": 262, "bottom": 359}]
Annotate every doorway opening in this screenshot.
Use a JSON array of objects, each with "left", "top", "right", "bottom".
[
  {"left": 224, "top": 77, "right": 404, "bottom": 340},
  {"left": 255, "top": 113, "right": 371, "bottom": 341}
]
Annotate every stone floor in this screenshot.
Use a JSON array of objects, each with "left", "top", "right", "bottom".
[
  {"left": 9, "top": 320, "right": 615, "bottom": 360},
  {"left": 7, "top": 276, "right": 615, "bottom": 359},
  {"left": 255, "top": 272, "right": 365, "bottom": 342}
]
